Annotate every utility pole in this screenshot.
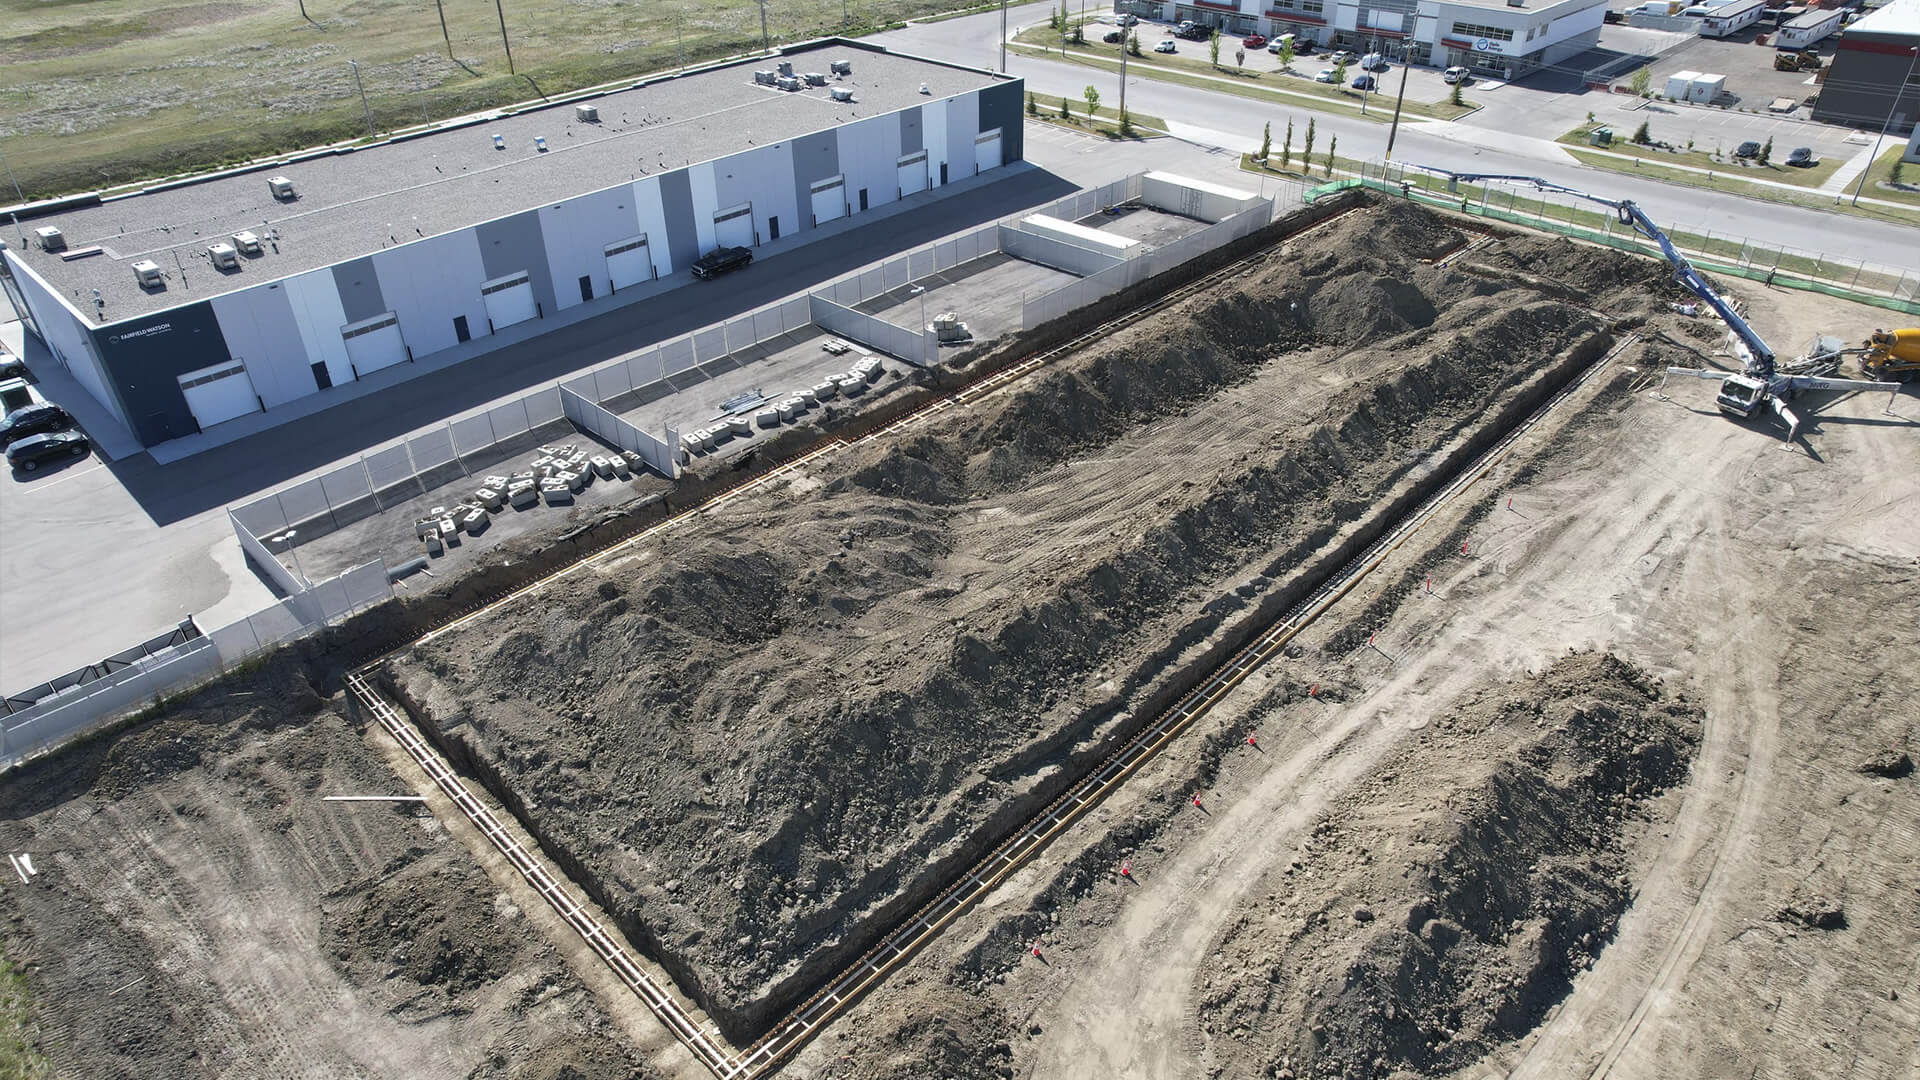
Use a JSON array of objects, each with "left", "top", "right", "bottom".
[
  {"left": 1001, "top": 0, "right": 1008, "bottom": 71},
  {"left": 759, "top": 0, "right": 772, "bottom": 54},
  {"left": 676, "top": 8, "right": 686, "bottom": 70},
  {"left": 495, "top": 0, "right": 516, "bottom": 75},
  {"left": 348, "top": 60, "right": 376, "bottom": 139},
  {"left": 1384, "top": 41, "right": 1413, "bottom": 160},
  {"left": 1118, "top": 24, "right": 1127, "bottom": 122},
  {"left": 0, "top": 145, "right": 25, "bottom": 205},
  {"left": 1851, "top": 45, "right": 1918, "bottom": 206},
  {"left": 434, "top": 0, "right": 453, "bottom": 59}
]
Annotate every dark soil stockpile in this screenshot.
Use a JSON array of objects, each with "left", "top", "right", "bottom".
[
  {"left": 389, "top": 202, "right": 1666, "bottom": 1040},
  {"left": 0, "top": 656, "right": 648, "bottom": 1080},
  {"left": 1196, "top": 653, "right": 1701, "bottom": 1080}
]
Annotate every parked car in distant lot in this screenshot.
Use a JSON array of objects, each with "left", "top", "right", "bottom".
[
  {"left": 1118, "top": 13, "right": 1137, "bottom": 25},
  {"left": 1360, "top": 52, "right": 1390, "bottom": 71},
  {"left": 1734, "top": 140, "right": 1762, "bottom": 159},
  {"left": 1155, "top": 38, "right": 1178, "bottom": 52},
  {"left": 0, "top": 377, "right": 46, "bottom": 415},
  {"left": 1443, "top": 66, "right": 1471, "bottom": 84},
  {"left": 0, "top": 402, "right": 72, "bottom": 446},
  {"left": 1103, "top": 29, "right": 1124, "bottom": 43},
  {"left": 1315, "top": 67, "right": 1339, "bottom": 82},
  {"left": 0, "top": 351, "right": 25, "bottom": 380},
  {"left": 1352, "top": 74, "right": 1377, "bottom": 90},
  {"left": 1242, "top": 34, "right": 1267, "bottom": 49},
  {"left": 6, "top": 431, "right": 89, "bottom": 472},
  {"left": 1786, "top": 146, "right": 1815, "bottom": 167},
  {"left": 1327, "top": 49, "right": 1360, "bottom": 65}
]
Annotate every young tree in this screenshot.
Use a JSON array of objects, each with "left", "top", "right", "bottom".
[
  {"left": 1083, "top": 84, "right": 1102, "bottom": 121},
  {"left": 1128, "top": 31, "right": 1143, "bottom": 57},
  {"left": 1894, "top": 158, "right": 1908, "bottom": 187},
  {"left": 1028, "top": 91, "right": 1039, "bottom": 116},
  {"left": 1281, "top": 117, "right": 1294, "bottom": 168},
  {"left": 1632, "top": 120, "right": 1651, "bottom": 145},
  {"left": 1758, "top": 136, "right": 1773, "bottom": 165},
  {"left": 1209, "top": 29, "right": 1221, "bottom": 68},
  {"left": 1629, "top": 65, "right": 1652, "bottom": 97},
  {"left": 1332, "top": 57, "right": 1349, "bottom": 85},
  {"left": 1325, "top": 134, "right": 1337, "bottom": 176},
  {"left": 1303, "top": 117, "right": 1316, "bottom": 166},
  {"left": 1061, "top": 96, "right": 1073, "bottom": 120},
  {"left": 1069, "top": 19, "right": 1084, "bottom": 44},
  {"left": 1050, "top": 3, "right": 1061, "bottom": 30},
  {"left": 1277, "top": 41, "right": 1294, "bottom": 71},
  {"left": 1236, "top": 47, "right": 1246, "bottom": 69},
  {"left": 1449, "top": 79, "right": 1464, "bottom": 107},
  {"left": 1118, "top": 109, "right": 1134, "bottom": 136},
  {"left": 1258, "top": 120, "right": 1272, "bottom": 162}
]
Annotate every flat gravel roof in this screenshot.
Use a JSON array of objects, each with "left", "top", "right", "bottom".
[{"left": 8, "top": 42, "right": 1001, "bottom": 323}]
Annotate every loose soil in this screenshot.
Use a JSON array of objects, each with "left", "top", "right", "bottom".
[
  {"left": 0, "top": 654, "right": 652, "bottom": 1080},
  {"left": 387, "top": 202, "right": 1680, "bottom": 1040}
]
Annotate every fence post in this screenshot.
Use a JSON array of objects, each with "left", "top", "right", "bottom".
[{"left": 361, "top": 457, "right": 378, "bottom": 511}]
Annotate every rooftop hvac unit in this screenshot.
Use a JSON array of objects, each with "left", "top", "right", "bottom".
[
  {"left": 777, "top": 76, "right": 803, "bottom": 91},
  {"left": 492, "top": 133, "right": 506, "bottom": 150},
  {"left": 132, "top": 260, "right": 164, "bottom": 288},
  {"left": 777, "top": 61, "right": 795, "bottom": 77},
  {"left": 534, "top": 135, "right": 548, "bottom": 152},
  {"left": 231, "top": 230, "right": 263, "bottom": 254},
  {"left": 830, "top": 60, "right": 852, "bottom": 76},
  {"left": 207, "top": 242, "right": 239, "bottom": 270},
  {"left": 829, "top": 87, "right": 854, "bottom": 102},
  {"left": 919, "top": 83, "right": 931, "bottom": 95},
  {"left": 575, "top": 103, "right": 599, "bottom": 123},
  {"left": 804, "top": 72, "right": 828, "bottom": 86},
  {"left": 754, "top": 70, "right": 777, "bottom": 85},
  {"left": 33, "top": 226, "right": 65, "bottom": 252},
  {"left": 268, "top": 175, "right": 295, "bottom": 200}
]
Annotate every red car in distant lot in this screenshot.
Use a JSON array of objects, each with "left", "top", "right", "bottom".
[{"left": 1242, "top": 34, "right": 1267, "bottom": 49}]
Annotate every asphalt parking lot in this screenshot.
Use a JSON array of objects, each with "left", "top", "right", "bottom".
[{"left": 1651, "top": 28, "right": 1832, "bottom": 112}]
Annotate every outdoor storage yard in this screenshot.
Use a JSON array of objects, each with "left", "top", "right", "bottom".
[{"left": 5, "top": 196, "right": 1918, "bottom": 1080}]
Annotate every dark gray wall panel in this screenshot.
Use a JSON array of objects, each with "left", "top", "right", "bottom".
[
  {"left": 979, "top": 80, "right": 1025, "bottom": 165},
  {"left": 657, "top": 169, "right": 701, "bottom": 267},
  {"left": 474, "top": 211, "right": 558, "bottom": 319},
  {"left": 899, "top": 106, "right": 923, "bottom": 155},
  {"left": 788, "top": 129, "right": 841, "bottom": 234},
  {"left": 330, "top": 257, "right": 388, "bottom": 323},
  {"left": 94, "top": 302, "right": 235, "bottom": 446}
]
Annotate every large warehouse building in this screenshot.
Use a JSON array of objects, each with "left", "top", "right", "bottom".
[
  {"left": 1811, "top": 0, "right": 1920, "bottom": 136},
  {"left": 0, "top": 40, "right": 1023, "bottom": 450}
]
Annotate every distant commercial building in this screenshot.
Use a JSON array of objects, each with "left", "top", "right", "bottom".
[
  {"left": 0, "top": 40, "right": 1023, "bottom": 449},
  {"left": 1812, "top": 0, "right": 1920, "bottom": 135},
  {"left": 1127, "top": 0, "right": 1606, "bottom": 78}
]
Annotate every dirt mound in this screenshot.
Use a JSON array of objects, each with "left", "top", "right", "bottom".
[
  {"left": 1197, "top": 653, "right": 1700, "bottom": 1080},
  {"left": 1470, "top": 234, "right": 1678, "bottom": 313}
]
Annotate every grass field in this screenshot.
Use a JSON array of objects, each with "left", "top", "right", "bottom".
[
  {"left": 1, "top": 955, "right": 51, "bottom": 1080},
  {"left": 1556, "top": 124, "right": 1847, "bottom": 189},
  {"left": 0, "top": 0, "right": 978, "bottom": 200}
]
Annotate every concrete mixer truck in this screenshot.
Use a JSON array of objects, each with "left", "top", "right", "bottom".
[{"left": 1861, "top": 329, "right": 1920, "bottom": 382}]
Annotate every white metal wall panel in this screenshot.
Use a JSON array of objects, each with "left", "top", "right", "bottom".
[
  {"left": 341, "top": 313, "right": 407, "bottom": 375},
  {"left": 924, "top": 98, "right": 949, "bottom": 186},
  {"left": 210, "top": 286, "right": 314, "bottom": 409},
  {"left": 688, "top": 162, "right": 721, "bottom": 256},
  {"left": 835, "top": 113, "right": 902, "bottom": 215},
  {"left": 367, "top": 229, "right": 488, "bottom": 358},
  {"left": 605, "top": 235, "right": 653, "bottom": 290},
  {"left": 710, "top": 143, "right": 798, "bottom": 245},
  {"left": 177, "top": 361, "right": 261, "bottom": 429},
  {"left": 949, "top": 98, "right": 980, "bottom": 177},
  {"left": 482, "top": 273, "right": 536, "bottom": 329},
  {"left": 7, "top": 256, "right": 126, "bottom": 427},
  {"left": 713, "top": 204, "right": 755, "bottom": 250},
  {"left": 898, "top": 151, "right": 928, "bottom": 197},
  {"left": 810, "top": 176, "right": 847, "bottom": 226},
  {"left": 974, "top": 129, "right": 1003, "bottom": 174},
  {"left": 282, "top": 268, "right": 356, "bottom": 389},
  {"left": 629, "top": 176, "right": 675, "bottom": 278},
  {"left": 538, "top": 186, "right": 638, "bottom": 312}
]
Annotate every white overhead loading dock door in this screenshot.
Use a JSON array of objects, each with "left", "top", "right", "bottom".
[
  {"left": 974, "top": 128, "right": 1003, "bottom": 174},
  {"left": 482, "top": 271, "right": 537, "bottom": 331},
  {"left": 177, "top": 360, "right": 261, "bottom": 431},
  {"left": 341, "top": 312, "right": 407, "bottom": 376},
  {"left": 898, "top": 151, "right": 928, "bottom": 197},
  {"left": 810, "top": 175, "right": 846, "bottom": 226},
  {"left": 605, "top": 234, "right": 653, "bottom": 290},
  {"left": 713, "top": 203, "right": 755, "bottom": 249}
]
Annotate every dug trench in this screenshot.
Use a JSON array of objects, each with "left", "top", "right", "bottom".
[{"left": 379, "top": 201, "right": 1682, "bottom": 1044}]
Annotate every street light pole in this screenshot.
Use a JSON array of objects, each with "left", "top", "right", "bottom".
[
  {"left": 759, "top": 0, "right": 772, "bottom": 54},
  {"left": 1384, "top": 41, "right": 1414, "bottom": 161},
  {"left": 348, "top": 60, "right": 375, "bottom": 139},
  {"left": 1119, "top": 23, "right": 1128, "bottom": 122},
  {"left": 0, "top": 145, "right": 25, "bottom": 205},
  {"left": 1851, "top": 45, "right": 1918, "bottom": 207},
  {"left": 494, "top": 0, "right": 516, "bottom": 75},
  {"left": 434, "top": 0, "right": 453, "bottom": 59},
  {"left": 911, "top": 284, "right": 927, "bottom": 331},
  {"left": 1001, "top": 0, "right": 1008, "bottom": 72}
]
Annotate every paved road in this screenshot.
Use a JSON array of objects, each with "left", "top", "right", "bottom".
[{"left": 877, "top": 6, "right": 1920, "bottom": 264}]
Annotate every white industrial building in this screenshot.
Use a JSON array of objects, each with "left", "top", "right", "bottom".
[
  {"left": 0, "top": 40, "right": 1023, "bottom": 449},
  {"left": 1133, "top": 0, "right": 1606, "bottom": 77}
]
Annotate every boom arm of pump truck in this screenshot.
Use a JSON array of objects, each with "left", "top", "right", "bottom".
[{"left": 1411, "top": 169, "right": 1777, "bottom": 379}]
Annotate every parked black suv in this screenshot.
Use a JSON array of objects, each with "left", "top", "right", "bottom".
[
  {"left": 0, "top": 402, "right": 71, "bottom": 446},
  {"left": 691, "top": 246, "right": 753, "bottom": 280},
  {"left": 6, "top": 430, "right": 90, "bottom": 472},
  {"left": 0, "top": 352, "right": 25, "bottom": 380}
]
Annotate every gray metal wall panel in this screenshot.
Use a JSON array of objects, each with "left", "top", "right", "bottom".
[
  {"left": 475, "top": 211, "right": 558, "bottom": 319},
  {"left": 789, "top": 129, "right": 841, "bottom": 233},
  {"left": 899, "top": 105, "right": 923, "bottom": 155},
  {"left": 93, "top": 301, "right": 236, "bottom": 446},
  {"left": 330, "top": 257, "right": 388, "bottom": 323},
  {"left": 978, "top": 80, "right": 1025, "bottom": 166},
  {"left": 657, "top": 169, "right": 701, "bottom": 267}
]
